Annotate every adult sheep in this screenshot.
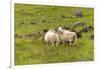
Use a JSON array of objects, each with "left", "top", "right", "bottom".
[
  {"left": 58, "top": 27, "right": 77, "bottom": 47},
  {"left": 44, "top": 29, "right": 59, "bottom": 47}
]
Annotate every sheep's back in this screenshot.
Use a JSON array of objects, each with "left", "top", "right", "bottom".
[{"left": 63, "top": 31, "right": 77, "bottom": 42}]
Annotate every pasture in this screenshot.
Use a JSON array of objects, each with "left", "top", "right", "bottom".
[{"left": 14, "top": 3, "right": 94, "bottom": 65}]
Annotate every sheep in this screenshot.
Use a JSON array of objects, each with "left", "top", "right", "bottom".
[
  {"left": 44, "top": 29, "right": 59, "bottom": 47},
  {"left": 58, "top": 27, "right": 77, "bottom": 46}
]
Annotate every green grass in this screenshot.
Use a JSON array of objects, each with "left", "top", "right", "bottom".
[{"left": 14, "top": 3, "right": 94, "bottom": 65}]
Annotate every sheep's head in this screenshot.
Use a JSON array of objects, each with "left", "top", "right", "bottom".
[
  {"left": 58, "top": 27, "right": 64, "bottom": 34},
  {"left": 58, "top": 27, "right": 63, "bottom": 30}
]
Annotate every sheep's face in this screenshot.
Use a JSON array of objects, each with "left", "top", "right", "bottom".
[
  {"left": 58, "top": 29, "right": 64, "bottom": 34},
  {"left": 58, "top": 27, "right": 63, "bottom": 30}
]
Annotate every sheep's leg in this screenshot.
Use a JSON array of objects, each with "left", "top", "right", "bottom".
[
  {"left": 56, "top": 40, "right": 59, "bottom": 47},
  {"left": 63, "top": 40, "right": 66, "bottom": 46},
  {"left": 63, "top": 41, "right": 65, "bottom": 46},
  {"left": 65, "top": 41, "right": 69, "bottom": 47},
  {"left": 51, "top": 42, "right": 54, "bottom": 47},
  {"left": 69, "top": 42, "right": 72, "bottom": 47},
  {"left": 56, "top": 42, "right": 58, "bottom": 47},
  {"left": 66, "top": 41, "right": 70, "bottom": 47}
]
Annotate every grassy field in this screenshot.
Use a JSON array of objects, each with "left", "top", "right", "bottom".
[{"left": 14, "top": 3, "right": 94, "bottom": 65}]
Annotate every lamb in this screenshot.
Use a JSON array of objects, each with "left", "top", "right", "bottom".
[
  {"left": 44, "top": 29, "right": 59, "bottom": 47},
  {"left": 58, "top": 27, "right": 77, "bottom": 46}
]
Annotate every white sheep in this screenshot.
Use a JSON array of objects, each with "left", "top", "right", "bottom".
[
  {"left": 44, "top": 29, "right": 59, "bottom": 47},
  {"left": 58, "top": 27, "right": 77, "bottom": 46}
]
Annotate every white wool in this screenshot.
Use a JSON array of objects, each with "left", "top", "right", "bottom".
[
  {"left": 58, "top": 27, "right": 77, "bottom": 46},
  {"left": 45, "top": 29, "right": 59, "bottom": 46}
]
